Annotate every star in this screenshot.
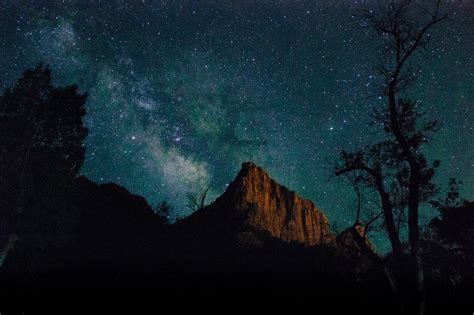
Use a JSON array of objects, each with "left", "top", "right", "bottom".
[{"left": 0, "top": 1, "right": 472, "bottom": 252}]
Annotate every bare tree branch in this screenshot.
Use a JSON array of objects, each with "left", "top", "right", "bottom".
[{"left": 185, "top": 186, "right": 210, "bottom": 212}]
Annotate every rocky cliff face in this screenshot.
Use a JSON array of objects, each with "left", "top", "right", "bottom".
[{"left": 183, "top": 162, "right": 334, "bottom": 246}]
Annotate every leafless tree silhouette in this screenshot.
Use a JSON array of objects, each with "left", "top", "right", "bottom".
[
  {"left": 334, "top": 1, "right": 451, "bottom": 313},
  {"left": 185, "top": 186, "right": 210, "bottom": 212}
]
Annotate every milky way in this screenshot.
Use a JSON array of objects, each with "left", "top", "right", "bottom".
[{"left": 1, "top": 1, "right": 473, "bottom": 242}]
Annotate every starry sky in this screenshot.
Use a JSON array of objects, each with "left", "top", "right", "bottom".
[{"left": 1, "top": 1, "right": 473, "bottom": 236}]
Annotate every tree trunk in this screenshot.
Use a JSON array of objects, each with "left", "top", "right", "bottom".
[
  {"left": 348, "top": 226, "right": 405, "bottom": 313},
  {"left": 388, "top": 76, "right": 425, "bottom": 315},
  {"left": 408, "top": 168, "right": 425, "bottom": 315},
  {"left": 375, "top": 176, "right": 404, "bottom": 260},
  {"left": 383, "top": 264, "right": 405, "bottom": 314}
]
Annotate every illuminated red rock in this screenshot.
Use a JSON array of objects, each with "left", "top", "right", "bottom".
[{"left": 180, "top": 162, "right": 334, "bottom": 246}]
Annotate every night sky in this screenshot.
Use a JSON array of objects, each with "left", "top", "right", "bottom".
[{"left": 1, "top": 1, "right": 473, "bottom": 238}]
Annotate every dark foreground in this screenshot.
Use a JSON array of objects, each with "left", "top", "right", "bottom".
[
  {"left": 1, "top": 269, "right": 473, "bottom": 315},
  {"left": 0, "top": 175, "right": 473, "bottom": 314}
]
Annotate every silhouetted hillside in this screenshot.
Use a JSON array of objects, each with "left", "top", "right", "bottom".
[
  {"left": 0, "top": 163, "right": 472, "bottom": 314},
  {"left": 1, "top": 176, "right": 167, "bottom": 287}
]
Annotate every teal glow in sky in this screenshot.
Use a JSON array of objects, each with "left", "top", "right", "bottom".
[{"left": 1, "top": 1, "right": 473, "bottom": 241}]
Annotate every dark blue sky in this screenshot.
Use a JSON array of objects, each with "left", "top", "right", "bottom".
[{"left": 1, "top": 1, "right": 473, "bottom": 247}]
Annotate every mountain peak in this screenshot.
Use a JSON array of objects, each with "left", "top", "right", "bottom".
[
  {"left": 234, "top": 161, "right": 267, "bottom": 183},
  {"left": 188, "top": 161, "right": 334, "bottom": 246},
  {"left": 240, "top": 161, "right": 259, "bottom": 170}
]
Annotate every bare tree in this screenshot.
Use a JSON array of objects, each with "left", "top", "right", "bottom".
[
  {"left": 185, "top": 186, "right": 210, "bottom": 212},
  {"left": 334, "top": 1, "right": 450, "bottom": 313}
]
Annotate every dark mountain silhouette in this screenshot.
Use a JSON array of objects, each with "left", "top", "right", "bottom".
[
  {"left": 1, "top": 176, "right": 167, "bottom": 287},
  {"left": 1, "top": 161, "right": 372, "bottom": 283},
  {"left": 1, "top": 162, "right": 472, "bottom": 314}
]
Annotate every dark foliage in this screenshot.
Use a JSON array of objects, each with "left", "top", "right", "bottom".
[
  {"left": 425, "top": 198, "right": 474, "bottom": 285},
  {"left": 430, "top": 201, "right": 474, "bottom": 250},
  {"left": 0, "top": 64, "right": 88, "bottom": 270}
]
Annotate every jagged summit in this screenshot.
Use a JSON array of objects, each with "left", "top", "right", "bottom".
[
  {"left": 181, "top": 161, "right": 334, "bottom": 246},
  {"left": 236, "top": 161, "right": 263, "bottom": 176}
]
